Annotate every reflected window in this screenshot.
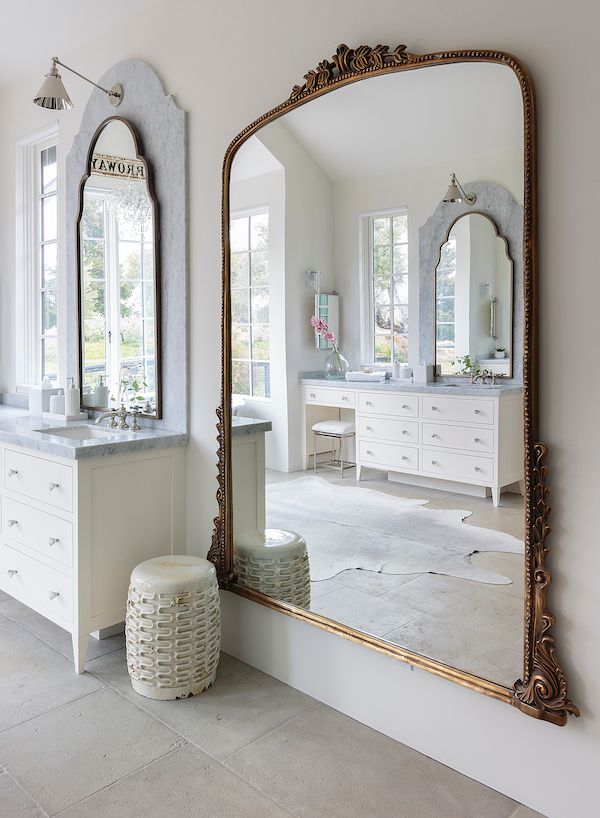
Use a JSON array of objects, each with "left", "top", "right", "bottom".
[
  {"left": 368, "top": 211, "right": 408, "bottom": 364},
  {"left": 436, "top": 236, "right": 457, "bottom": 372},
  {"left": 231, "top": 210, "right": 270, "bottom": 399},
  {"left": 81, "top": 189, "right": 155, "bottom": 403}
]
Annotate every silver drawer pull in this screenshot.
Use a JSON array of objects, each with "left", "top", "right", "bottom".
[
  {"left": 402, "top": 456, "right": 409, "bottom": 461},
  {"left": 474, "top": 438, "right": 481, "bottom": 443},
  {"left": 365, "top": 400, "right": 372, "bottom": 406},
  {"left": 474, "top": 409, "right": 481, "bottom": 415},
  {"left": 431, "top": 433, "right": 438, "bottom": 439},
  {"left": 8, "top": 468, "right": 19, "bottom": 477},
  {"left": 49, "top": 537, "right": 60, "bottom": 546},
  {"left": 366, "top": 426, "right": 373, "bottom": 431},
  {"left": 341, "top": 396, "right": 348, "bottom": 401},
  {"left": 402, "top": 430, "right": 408, "bottom": 435},
  {"left": 431, "top": 460, "right": 438, "bottom": 465},
  {"left": 7, "top": 569, "right": 18, "bottom": 578},
  {"left": 402, "top": 404, "right": 408, "bottom": 409},
  {"left": 431, "top": 406, "right": 438, "bottom": 411},
  {"left": 366, "top": 450, "right": 374, "bottom": 456},
  {"left": 309, "top": 393, "right": 316, "bottom": 398},
  {"left": 48, "top": 591, "right": 60, "bottom": 600},
  {"left": 474, "top": 466, "right": 481, "bottom": 472},
  {"left": 7, "top": 519, "right": 18, "bottom": 527},
  {"left": 48, "top": 482, "right": 60, "bottom": 492}
]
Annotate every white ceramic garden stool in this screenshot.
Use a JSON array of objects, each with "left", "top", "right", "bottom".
[
  {"left": 234, "top": 529, "right": 311, "bottom": 608},
  {"left": 126, "top": 555, "right": 221, "bottom": 701}
]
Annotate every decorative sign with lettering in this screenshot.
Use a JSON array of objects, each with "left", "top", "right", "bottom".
[{"left": 90, "top": 153, "right": 146, "bottom": 180}]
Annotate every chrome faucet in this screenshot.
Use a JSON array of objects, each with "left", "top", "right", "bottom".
[{"left": 95, "top": 405, "right": 142, "bottom": 431}]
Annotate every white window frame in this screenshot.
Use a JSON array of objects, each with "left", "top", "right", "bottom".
[
  {"left": 230, "top": 206, "right": 271, "bottom": 401},
  {"left": 15, "top": 122, "right": 60, "bottom": 389},
  {"left": 359, "top": 206, "right": 409, "bottom": 366}
]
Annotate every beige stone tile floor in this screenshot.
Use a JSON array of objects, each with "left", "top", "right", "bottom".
[
  {"left": 265, "top": 468, "right": 525, "bottom": 687},
  {"left": 0, "top": 600, "right": 544, "bottom": 817}
]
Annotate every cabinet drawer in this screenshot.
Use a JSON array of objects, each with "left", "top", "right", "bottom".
[
  {"left": 421, "top": 449, "right": 494, "bottom": 483},
  {"left": 0, "top": 542, "right": 73, "bottom": 623},
  {"left": 422, "top": 423, "right": 494, "bottom": 454},
  {"left": 358, "top": 392, "right": 418, "bottom": 418},
  {"left": 422, "top": 396, "right": 494, "bottom": 425},
  {"left": 359, "top": 440, "right": 418, "bottom": 471},
  {"left": 358, "top": 415, "right": 419, "bottom": 445},
  {"left": 2, "top": 497, "right": 73, "bottom": 568},
  {"left": 303, "top": 386, "right": 356, "bottom": 408},
  {"left": 4, "top": 449, "right": 73, "bottom": 512}
]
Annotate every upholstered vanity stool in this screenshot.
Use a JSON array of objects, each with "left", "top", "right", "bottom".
[
  {"left": 234, "top": 529, "right": 311, "bottom": 608},
  {"left": 312, "top": 419, "right": 355, "bottom": 477},
  {"left": 126, "top": 555, "right": 221, "bottom": 700}
]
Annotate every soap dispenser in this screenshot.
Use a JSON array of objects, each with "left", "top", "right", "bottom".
[
  {"left": 65, "top": 377, "right": 81, "bottom": 417},
  {"left": 93, "top": 375, "right": 109, "bottom": 409}
]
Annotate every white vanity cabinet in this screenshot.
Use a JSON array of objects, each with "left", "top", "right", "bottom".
[
  {"left": 0, "top": 442, "right": 186, "bottom": 672},
  {"left": 302, "top": 383, "right": 523, "bottom": 506}
]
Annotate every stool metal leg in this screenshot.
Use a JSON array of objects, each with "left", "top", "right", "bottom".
[
  {"left": 340, "top": 435, "right": 344, "bottom": 478},
  {"left": 313, "top": 431, "right": 317, "bottom": 474}
]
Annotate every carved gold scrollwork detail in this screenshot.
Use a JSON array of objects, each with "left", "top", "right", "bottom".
[
  {"left": 512, "top": 443, "right": 580, "bottom": 725},
  {"left": 290, "top": 43, "right": 409, "bottom": 100}
]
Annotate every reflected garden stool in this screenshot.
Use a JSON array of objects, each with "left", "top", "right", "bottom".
[
  {"left": 312, "top": 419, "right": 355, "bottom": 477},
  {"left": 126, "top": 555, "right": 221, "bottom": 700},
  {"left": 234, "top": 529, "right": 311, "bottom": 608}
]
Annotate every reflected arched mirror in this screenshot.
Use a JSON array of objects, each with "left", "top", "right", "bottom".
[
  {"left": 435, "top": 214, "right": 513, "bottom": 376},
  {"left": 77, "top": 117, "right": 161, "bottom": 417}
]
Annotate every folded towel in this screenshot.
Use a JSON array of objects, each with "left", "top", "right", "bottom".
[{"left": 345, "top": 371, "right": 386, "bottom": 382}]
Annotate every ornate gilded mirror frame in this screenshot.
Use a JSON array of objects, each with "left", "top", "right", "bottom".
[{"left": 210, "top": 44, "right": 579, "bottom": 726}]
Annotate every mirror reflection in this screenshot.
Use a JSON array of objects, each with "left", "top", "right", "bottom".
[
  {"left": 436, "top": 214, "right": 513, "bottom": 376},
  {"left": 229, "top": 63, "right": 525, "bottom": 687},
  {"left": 79, "top": 118, "right": 160, "bottom": 416}
]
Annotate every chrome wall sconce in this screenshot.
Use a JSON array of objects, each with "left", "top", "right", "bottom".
[
  {"left": 34, "top": 57, "right": 122, "bottom": 110},
  {"left": 442, "top": 173, "right": 476, "bottom": 205}
]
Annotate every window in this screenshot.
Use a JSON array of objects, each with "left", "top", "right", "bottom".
[
  {"left": 16, "top": 124, "right": 60, "bottom": 387},
  {"left": 230, "top": 210, "right": 270, "bottom": 398},
  {"left": 436, "top": 235, "right": 457, "bottom": 373},
  {"left": 366, "top": 211, "right": 408, "bottom": 365},
  {"left": 80, "top": 189, "right": 156, "bottom": 401}
]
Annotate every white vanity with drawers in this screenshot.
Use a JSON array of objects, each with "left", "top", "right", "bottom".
[
  {"left": 0, "top": 409, "right": 187, "bottom": 673},
  {"left": 301, "top": 379, "right": 523, "bottom": 506}
]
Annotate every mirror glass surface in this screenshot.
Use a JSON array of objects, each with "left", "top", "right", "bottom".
[
  {"left": 436, "top": 214, "right": 513, "bottom": 376},
  {"left": 79, "top": 119, "right": 160, "bottom": 416},
  {"left": 229, "top": 63, "right": 525, "bottom": 687}
]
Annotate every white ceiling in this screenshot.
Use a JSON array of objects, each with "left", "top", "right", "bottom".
[
  {"left": 275, "top": 63, "right": 523, "bottom": 181},
  {"left": 0, "top": 0, "right": 153, "bottom": 89}
]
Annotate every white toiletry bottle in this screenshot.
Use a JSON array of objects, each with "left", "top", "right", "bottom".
[
  {"left": 93, "top": 375, "right": 109, "bottom": 409},
  {"left": 49, "top": 389, "right": 65, "bottom": 415},
  {"left": 65, "top": 377, "right": 81, "bottom": 417}
]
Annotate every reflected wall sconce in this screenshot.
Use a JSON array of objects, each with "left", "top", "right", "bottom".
[
  {"left": 34, "top": 57, "right": 122, "bottom": 110},
  {"left": 442, "top": 173, "right": 476, "bottom": 205}
]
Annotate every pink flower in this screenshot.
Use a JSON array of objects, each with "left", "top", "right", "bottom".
[
  {"left": 310, "top": 315, "right": 328, "bottom": 335},
  {"left": 324, "top": 330, "right": 336, "bottom": 343}
]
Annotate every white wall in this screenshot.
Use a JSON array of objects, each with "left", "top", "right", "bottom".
[
  {"left": 0, "top": 2, "right": 598, "bottom": 816},
  {"left": 333, "top": 151, "right": 521, "bottom": 368}
]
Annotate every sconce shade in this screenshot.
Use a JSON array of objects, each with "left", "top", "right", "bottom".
[
  {"left": 442, "top": 173, "right": 476, "bottom": 205},
  {"left": 34, "top": 67, "right": 73, "bottom": 110}
]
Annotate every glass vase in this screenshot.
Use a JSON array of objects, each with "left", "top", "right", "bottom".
[{"left": 325, "top": 348, "right": 350, "bottom": 379}]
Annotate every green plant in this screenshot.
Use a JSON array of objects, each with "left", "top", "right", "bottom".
[{"left": 453, "top": 354, "right": 481, "bottom": 376}]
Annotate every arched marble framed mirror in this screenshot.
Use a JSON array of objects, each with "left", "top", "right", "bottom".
[
  {"left": 76, "top": 116, "right": 161, "bottom": 418},
  {"left": 211, "top": 44, "right": 579, "bottom": 725}
]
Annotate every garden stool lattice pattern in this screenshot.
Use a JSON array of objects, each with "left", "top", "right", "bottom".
[
  {"left": 126, "top": 555, "right": 221, "bottom": 700},
  {"left": 233, "top": 529, "right": 311, "bottom": 608}
]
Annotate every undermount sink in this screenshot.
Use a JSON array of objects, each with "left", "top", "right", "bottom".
[{"left": 34, "top": 425, "right": 125, "bottom": 441}]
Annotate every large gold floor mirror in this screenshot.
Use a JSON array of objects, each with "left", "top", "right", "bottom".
[{"left": 210, "top": 43, "right": 579, "bottom": 726}]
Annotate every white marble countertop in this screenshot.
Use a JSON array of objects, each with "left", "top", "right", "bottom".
[
  {"left": 0, "top": 406, "right": 188, "bottom": 460},
  {"left": 300, "top": 376, "right": 523, "bottom": 397},
  {"left": 232, "top": 416, "right": 272, "bottom": 436}
]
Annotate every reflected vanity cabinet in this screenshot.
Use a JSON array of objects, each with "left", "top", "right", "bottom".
[
  {"left": 302, "top": 385, "right": 523, "bottom": 506},
  {"left": 0, "top": 441, "right": 185, "bottom": 671}
]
